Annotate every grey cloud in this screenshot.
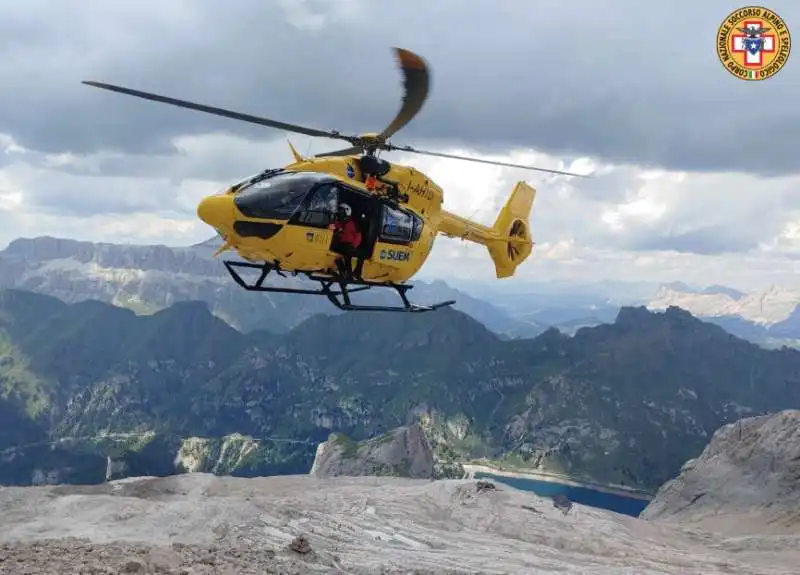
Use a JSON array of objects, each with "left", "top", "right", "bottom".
[
  {"left": 1, "top": 0, "right": 799, "bottom": 175},
  {"left": 10, "top": 128, "right": 795, "bottom": 261},
  {"left": 476, "top": 156, "right": 798, "bottom": 258},
  {"left": 1, "top": 132, "right": 323, "bottom": 218},
  {"left": 0, "top": 154, "right": 14, "bottom": 170},
  {"left": 32, "top": 134, "right": 306, "bottom": 184},
  {"left": 25, "top": 182, "right": 177, "bottom": 218},
  {"left": 5, "top": 161, "right": 183, "bottom": 217},
  {"left": 623, "top": 226, "right": 761, "bottom": 255},
  {"left": 560, "top": 167, "right": 643, "bottom": 204}
]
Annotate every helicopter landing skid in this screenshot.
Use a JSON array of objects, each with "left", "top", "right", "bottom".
[{"left": 222, "top": 260, "right": 456, "bottom": 313}]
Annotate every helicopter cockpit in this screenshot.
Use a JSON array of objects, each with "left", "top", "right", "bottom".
[
  {"left": 229, "top": 168, "right": 423, "bottom": 265},
  {"left": 233, "top": 170, "right": 334, "bottom": 221}
]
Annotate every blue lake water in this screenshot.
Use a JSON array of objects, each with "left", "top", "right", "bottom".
[{"left": 474, "top": 472, "right": 650, "bottom": 517}]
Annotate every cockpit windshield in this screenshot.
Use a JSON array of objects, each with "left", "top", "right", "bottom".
[{"left": 233, "top": 171, "right": 331, "bottom": 221}]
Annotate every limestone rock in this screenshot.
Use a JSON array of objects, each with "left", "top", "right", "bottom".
[
  {"left": 641, "top": 409, "right": 800, "bottom": 534},
  {"left": 1, "top": 474, "right": 798, "bottom": 573},
  {"left": 310, "top": 424, "right": 434, "bottom": 479},
  {"left": 288, "top": 535, "right": 311, "bottom": 554},
  {"left": 105, "top": 456, "right": 129, "bottom": 482}
]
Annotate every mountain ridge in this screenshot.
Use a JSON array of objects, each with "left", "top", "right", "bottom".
[
  {"left": 7, "top": 235, "right": 800, "bottom": 347},
  {"left": 0, "top": 235, "right": 546, "bottom": 338},
  {"left": 2, "top": 288, "right": 799, "bottom": 491},
  {"left": 647, "top": 281, "right": 800, "bottom": 348},
  {"left": 648, "top": 282, "right": 800, "bottom": 325}
]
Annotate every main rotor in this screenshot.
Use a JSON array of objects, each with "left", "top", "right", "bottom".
[{"left": 82, "top": 48, "right": 588, "bottom": 178}]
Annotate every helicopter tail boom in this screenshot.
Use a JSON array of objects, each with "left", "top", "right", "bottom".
[{"left": 438, "top": 181, "right": 535, "bottom": 278}]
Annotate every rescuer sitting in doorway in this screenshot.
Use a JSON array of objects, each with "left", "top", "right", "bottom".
[{"left": 331, "top": 202, "right": 364, "bottom": 280}]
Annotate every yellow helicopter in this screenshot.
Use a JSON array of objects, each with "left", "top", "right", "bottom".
[{"left": 83, "top": 48, "right": 587, "bottom": 312}]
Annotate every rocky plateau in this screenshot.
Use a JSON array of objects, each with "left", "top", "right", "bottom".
[{"left": 0, "top": 411, "right": 798, "bottom": 574}]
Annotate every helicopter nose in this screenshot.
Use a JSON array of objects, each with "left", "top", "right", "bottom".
[{"left": 197, "top": 194, "right": 232, "bottom": 228}]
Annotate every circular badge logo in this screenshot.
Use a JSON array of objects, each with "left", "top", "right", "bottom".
[{"left": 717, "top": 6, "right": 791, "bottom": 81}]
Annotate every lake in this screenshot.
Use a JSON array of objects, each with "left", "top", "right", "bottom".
[{"left": 474, "top": 472, "right": 650, "bottom": 517}]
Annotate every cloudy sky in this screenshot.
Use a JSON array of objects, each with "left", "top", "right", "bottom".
[{"left": 1, "top": 0, "right": 799, "bottom": 292}]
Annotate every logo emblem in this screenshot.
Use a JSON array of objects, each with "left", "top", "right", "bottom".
[
  {"left": 346, "top": 163, "right": 355, "bottom": 178},
  {"left": 379, "top": 249, "right": 410, "bottom": 262},
  {"left": 305, "top": 232, "right": 314, "bottom": 242},
  {"left": 717, "top": 6, "right": 791, "bottom": 81}
]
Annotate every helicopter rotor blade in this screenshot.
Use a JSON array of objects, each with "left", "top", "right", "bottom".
[
  {"left": 385, "top": 145, "right": 592, "bottom": 177},
  {"left": 81, "top": 81, "right": 357, "bottom": 143},
  {"left": 377, "top": 48, "right": 431, "bottom": 142},
  {"left": 314, "top": 146, "right": 362, "bottom": 158}
]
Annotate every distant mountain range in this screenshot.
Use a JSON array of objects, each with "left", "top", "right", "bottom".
[
  {"left": 2, "top": 288, "right": 799, "bottom": 492},
  {"left": 647, "top": 282, "right": 800, "bottom": 348},
  {"left": 0, "top": 236, "right": 545, "bottom": 337},
  {"left": 2, "top": 235, "right": 800, "bottom": 349},
  {"left": 0, "top": 236, "right": 623, "bottom": 339}
]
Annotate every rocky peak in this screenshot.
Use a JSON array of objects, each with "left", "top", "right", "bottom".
[
  {"left": 309, "top": 424, "right": 434, "bottom": 479},
  {"left": 1, "top": 236, "right": 222, "bottom": 277},
  {"left": 3, "top": 236, "right": 95, "bottom": 261},
  {"left": 288, "top": 307, "right": 500, "bottom": 352},
  {"left": 614, "top": 305, "right": 656, "bottom": 327},
  {"left": 612, "top": 305, "right": 709, "bottom": 334}
]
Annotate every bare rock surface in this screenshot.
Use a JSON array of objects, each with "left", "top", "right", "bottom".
[
  {"left": 1, "top": 474, "right": 798, "bottom": 574},
  {"left": 641, "top": 410, "right": 800, "bottom": 535},
  {"left": 310, "top": 424, "right": 435, "bottom": 479}
]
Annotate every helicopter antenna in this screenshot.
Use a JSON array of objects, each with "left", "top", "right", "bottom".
[{"left": 82, "top": 48, "right": 591, "bottom": 178}]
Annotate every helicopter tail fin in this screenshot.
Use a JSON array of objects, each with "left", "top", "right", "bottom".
[{"left": 486, "top": 181, "right": 535, "bottom": 279}]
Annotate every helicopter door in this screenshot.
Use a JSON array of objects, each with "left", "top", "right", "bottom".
[
  {"left": 327, "top": 186, "right": 376, "bottom": 258},
  {"left": 286, "top": 183, "right": 338, "bottom": 258}
]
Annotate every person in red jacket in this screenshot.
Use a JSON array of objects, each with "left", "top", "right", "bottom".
[{"left": 331, "top": 203, "right": 364, "bottom": 280}]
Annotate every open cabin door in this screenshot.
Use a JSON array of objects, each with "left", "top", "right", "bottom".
[{"left": 325, "top": 185, "right": 380, "bottom": 260}]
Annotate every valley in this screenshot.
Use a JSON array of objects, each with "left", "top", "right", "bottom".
[{"left": 2, "top": 282, "right": 799, "bottom": 493}]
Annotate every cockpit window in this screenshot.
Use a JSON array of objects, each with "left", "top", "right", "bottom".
[
  {"left": 379, "top": 205, "right": 415, "bottom": 244},
  {"left": 292, "top": 183, "right": 339, "bottom": 228},
  {"left": 234, "top": 172, "right": 327, "bottom": 221}
]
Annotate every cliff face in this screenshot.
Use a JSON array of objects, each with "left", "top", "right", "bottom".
[
  {"left": 640, "top": 410, "right": 800, "bottom": 534},
  {"left": 310, "top": 425, "right": 434, "bottom": 479}
]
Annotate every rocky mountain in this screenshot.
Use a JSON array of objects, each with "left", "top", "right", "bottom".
[
  {"left": 648, "top": 282, "right": 800, "bottom": 347},
  {"left": 648, "top": 283, "right": 800, "bottom": 324},
  {"left": 641, "top": 410, "right": 800, "bottom": 534},
  {"left": 2, "top": 288, "right": 800, "bottom": 491},
  {"left": 309, "top": 424, "right": 435, "bottom": 479},
  {"left": 0, "top": 236, "right": 545, "bottom": 338}
]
